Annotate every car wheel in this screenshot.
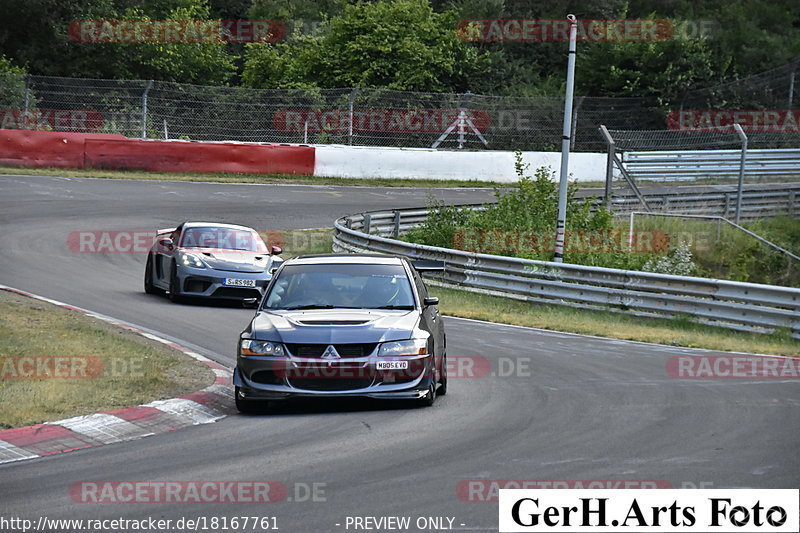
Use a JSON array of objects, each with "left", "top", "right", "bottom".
[
  {"left": 168, "top": 261, "right": 182, "bottom": 303},
  {"left": 438, "top": 355, "right": 447, "bottom": 396},
  {"left": 418, "top": 378, "right": 437, "bottom": 407},
  {"left": 144, "top": 253, "right": 159, "bottom": 295},
  {"left": 235, "top": 387, "right": 258, "bottom": 413}
]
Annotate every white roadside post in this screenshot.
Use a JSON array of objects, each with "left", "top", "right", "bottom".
[{"left": 553, "top": 14, "right": 578, "bottom": 263}]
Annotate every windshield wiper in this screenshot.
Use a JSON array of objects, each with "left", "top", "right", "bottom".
[{"left": 373, "top": 305, "right": 415, "bottom": 310}]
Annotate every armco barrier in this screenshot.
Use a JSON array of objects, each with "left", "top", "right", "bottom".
[
  {"left": 0, "top": 129, "right": 315, "bottom": 175},
  {"left": 333, "top": 206, "right": 800, "bottom": 339}
]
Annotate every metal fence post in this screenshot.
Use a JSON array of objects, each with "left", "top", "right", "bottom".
[
  {"left": 23, "top": 75, "right": 30, "bottom": 114},
  {"left": 348, "top": 87, "right": 359, "bottom": 146},
  {"left": 458, "top": 92, "right": 473, "bottom": 149},
  {"left": 599, "top": 125, "right": 615, "bottom": 205},
  {"left": 141, "top": 80, "right": 154, "bottom": 139},
  {"left": 363, "top": 214, "right": 371, "bottom": 234},
  {"left": 733, "top": 123, "right": 748, "bottom": 224}
]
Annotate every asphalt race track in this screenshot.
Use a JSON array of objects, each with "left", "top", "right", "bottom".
[{"left": 0, "top": 174, "right": 798, "bottom": 532}]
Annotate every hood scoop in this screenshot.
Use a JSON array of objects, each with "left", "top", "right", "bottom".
[{"left": 297, "top": 319, "right": 371, "bottom": 326}]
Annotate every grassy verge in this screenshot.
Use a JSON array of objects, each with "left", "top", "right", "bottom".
[
  {"left": 430, "top": 286, "right": 800, "bottom": 356},
  {"left": 0, "top": 165, "right": 500, "bottom": 188},
  {"left": 283, "top": 232, "right": 799, "bottom": 356},
  {"left": 276, "top": 228, "right": 336, "bottom": 258},
  {"left": 0, "top": 290, "right": 214, "bottom": 429}
]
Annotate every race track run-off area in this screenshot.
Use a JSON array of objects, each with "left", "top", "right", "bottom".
[{"left": 0, "top": 174, "right": 798, "bottom": 532}]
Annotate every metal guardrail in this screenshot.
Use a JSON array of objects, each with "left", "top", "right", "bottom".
[
  {"left": 332, "top": 205, "right": 800, "bottom": 340},
  {"left": 623, "top": 148, "right": 800, "bottom": 182},
  {"left": 603, "top": 184, "right": 800, "bottom": 221}
]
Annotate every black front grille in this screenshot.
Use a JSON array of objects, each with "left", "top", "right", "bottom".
[
  {"left": 285, "top": 343, "right": 378, "bottom": 358},
  {"left": 212, "top": 287, "right": 261, "bottom": 299},
  {"left": 289, "top": 377, "right": 374, "bottom": 391}
]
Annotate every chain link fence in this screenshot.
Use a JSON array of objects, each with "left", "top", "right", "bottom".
[
  {"left": 0, "top": 62, "right": 798, "bottom": 152},
  {"left": 0, "top": 73, "right": 663, "bottom": 151}
]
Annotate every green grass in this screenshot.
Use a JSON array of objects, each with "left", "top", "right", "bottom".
[
  {"left": 277, "top": 229, "right": 335, "bottom": 258},
  {"left": 430, "top": 285, "right": 800, "bottom": 356},
  {"left": 0, "top": 165, "right": 501, "bottom": 188},
  {"left": 625, "top": 214, "right": 800, "bottom": 286},
  {"left": 0, "top": 290, "right": 214, "bottom": 429}
]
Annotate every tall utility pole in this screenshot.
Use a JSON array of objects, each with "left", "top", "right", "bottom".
[{"left": 553, "top": 14, "right": 578, "bottom": 263}]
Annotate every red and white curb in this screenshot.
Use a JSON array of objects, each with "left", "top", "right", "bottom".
[{"left": 0, "top": 285, "right": 235, "bottom": 465}]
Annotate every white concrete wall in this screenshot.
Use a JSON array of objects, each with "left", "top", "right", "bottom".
[{"left": 313, "top": 144, "right": 607, "bottom": 183}]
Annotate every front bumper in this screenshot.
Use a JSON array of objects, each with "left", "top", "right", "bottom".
[
  {"left": 234, "top": 355, "right": 436, "bottom": 401},
  {"left": 175, "top": 265, "right": 271, "bottom": 300}
]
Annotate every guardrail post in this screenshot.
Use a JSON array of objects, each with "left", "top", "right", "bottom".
[
  {"left": 733, "top": 123, "right": 748, "bottom": 224},
  {"left": 789, "top": 190, "right": 796, "bottom": 218},
  {"left": 363, "top": 214, "right": 371, "bottom": 234},
  {"left": 393, "top": 210, "right": 401, "bottom": 237},
  {"left": 346, "top": 217, "right": 353, "bottom": 230},
  {"left": 723, "top": 193, "right": 731, "bottom": 218},
  {"left": 599, "top": 125, "right": 614, "bottom": 205}
]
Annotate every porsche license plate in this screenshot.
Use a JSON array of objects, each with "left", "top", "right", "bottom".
[
  {"left": 223, "top": 278, "right": 256, "bottom": 287},
  {"left": 376, "top": 361, "right": 409, "bottom": 370}
]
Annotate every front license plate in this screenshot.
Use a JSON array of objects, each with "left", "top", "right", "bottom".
[
  {"left": 376, "top": 361, "right": 409, "bottom": 370},
  {"left": 223, "top": 278, "right": 256, "bottom": 287}
]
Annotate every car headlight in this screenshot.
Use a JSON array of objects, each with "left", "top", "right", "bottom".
[
  {"left": 240, "top": 339, "right": 285, "bottom": 356},
  {"left": 179, "top": 252, "right": 205, "bottom": 269},
  {"left": 378, "top": 338, "right": 428, "bottom": 356}
]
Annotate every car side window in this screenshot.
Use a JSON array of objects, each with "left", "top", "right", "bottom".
[{"left": 410, "top": 267, "right": 428, "bottom": 301}]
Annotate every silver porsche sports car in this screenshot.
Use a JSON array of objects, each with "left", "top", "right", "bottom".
[{"left": 144, "top": 221, "right": 283, "bottom": 303}]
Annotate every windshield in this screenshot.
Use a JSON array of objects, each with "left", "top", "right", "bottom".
[
  {"left": 264, "top": 263, "right": 415, "bottom": 310},
  {"left": 179, "top": 227, "right": 267, "bottom": 252}
]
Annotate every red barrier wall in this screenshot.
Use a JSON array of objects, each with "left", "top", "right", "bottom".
[
  {"left": 0, "top": 130, "right": 126, "bottom": 168},
  {"left": 0, "top": 129, "right": 315, "bottom": 176},
  {"left": 84, "top": 139, "right": 314, "bottom": 175}
]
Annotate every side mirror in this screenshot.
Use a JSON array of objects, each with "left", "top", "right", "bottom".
[
  {"left": 423, "top": 297, "right": 439, "bottom": 307},
  {"left": 157, "top": 237, "right": 173, "bottom": 250},
  {"left": 270, "top": 245, "right": 282, "bottom": 255},
  {"left": 242, "top": 297, "right": 259, "bottom": 309}
]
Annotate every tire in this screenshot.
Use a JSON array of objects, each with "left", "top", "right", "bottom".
[
  {"left": 235, "top": 386, "right": 258, "bottom": 414},
  {"left": 168, "top": 262, "right": 182, "bottom": 303},
  {"left": 144, "top": 253, "right": 159, "bottom": 294},
  {"left": 418, "top": 378, "right": 437, "bottom": 407},
  {"left": 437, "top": 354, "right": 447, "bottom": 396}
]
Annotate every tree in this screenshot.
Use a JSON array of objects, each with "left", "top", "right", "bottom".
[
  {"left": 0, "top": 0, "right": 236, "bottom": 84},
  {"left": 243, "top": 0, "right": 490, "bottom": 92}
]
